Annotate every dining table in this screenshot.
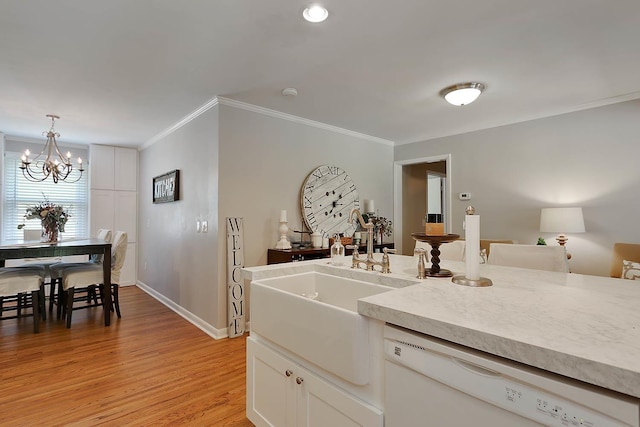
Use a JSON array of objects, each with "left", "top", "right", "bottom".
[{"left": 0, "top": 238, "right": 113, "bottom": 326}]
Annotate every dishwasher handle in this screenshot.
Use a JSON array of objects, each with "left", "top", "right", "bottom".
[{"left": 450, "top": 357, "right": 502, "bottom": 378}]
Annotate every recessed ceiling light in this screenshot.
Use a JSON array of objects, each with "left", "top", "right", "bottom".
[
  {"left": 440, "top": 82, "right": 486, "bottom": 106},
  {"left": 303, "top": 5, "right": 328, "bottom": 23}
]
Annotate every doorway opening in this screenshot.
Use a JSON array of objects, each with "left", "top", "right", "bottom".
[{"left": 393, "top": 155, "right": 451, "bottom": 255}]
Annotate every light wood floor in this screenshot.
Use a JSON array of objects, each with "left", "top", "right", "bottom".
[{"left": 0, "top": 285, "right": 254, "bottom": 426}]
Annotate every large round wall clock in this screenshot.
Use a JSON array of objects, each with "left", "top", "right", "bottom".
[{"left": 301, "top": 165, "right": 360, "bottom": 237}]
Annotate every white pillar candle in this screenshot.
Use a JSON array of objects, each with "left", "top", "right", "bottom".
[
  {"left": 465, "top": 215, "right": 480, "bottom": 280},
  {"left": 366, "top": 199, "right": 375, "bottom": 213},
  {"left": 280, "top": 210, "right": 287, "bottom": 222}
]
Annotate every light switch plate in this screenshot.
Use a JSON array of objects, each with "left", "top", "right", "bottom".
[
  {"left": 202, "top": 220, "right": 208, "bottom": 233},
  {"left": 196, "top": 220, "right": 201, "bottom": 232}
]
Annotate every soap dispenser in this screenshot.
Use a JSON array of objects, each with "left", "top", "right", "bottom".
[{"left": 330, "top": 233, "right": 345, "bottom": 266}]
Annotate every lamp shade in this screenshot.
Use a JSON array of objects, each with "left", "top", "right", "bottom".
[{"left": 539, "top": 207, "right": 585, "bottom": 233}]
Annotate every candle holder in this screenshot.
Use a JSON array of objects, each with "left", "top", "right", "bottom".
[
  {"left": 411, "top": 233, "right": 460, "bottom": 277},
  {"left": 275, "top": 220, "right": 292, "bottom": 249}
]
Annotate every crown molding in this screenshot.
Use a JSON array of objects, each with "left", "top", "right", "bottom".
[
  {"left": 141, "top": 97, "right": 220, "bottom": 150},
  {"left": 141, "top": 95, "right": 394, "bottom": 150},
  {"left": 217, "top": 97, "right": 394, "bottom": 146}
]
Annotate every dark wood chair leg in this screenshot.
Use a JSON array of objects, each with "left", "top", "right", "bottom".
[
  {"left": 39, "top": 284, "right": 47, "bottom": 321},
  {"left": 17, "top": 293, "right": 23, "bottom": 317},
  {"left": 113, "top": 284, "right": 121, "bottom": 318},
  {"left": 49, "top": 278, "right": 57, "bottom": 313},
  {"left": 91, "top": 285, "right": 100, "bottom": 304},
  {"left": 66, "top": 288, "right": 75, "bottom": 328},
  {"left": 31, "top": 290, "right": 40, "bottom": 333},
  {"left": 57, "top": 279, "right": 65, "bottom": 320}
]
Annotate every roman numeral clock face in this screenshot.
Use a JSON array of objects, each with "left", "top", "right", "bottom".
[{"left": 301, "top": 165, "right": 360, "bottom": 237}]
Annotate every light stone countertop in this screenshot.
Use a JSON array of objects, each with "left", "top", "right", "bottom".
[{"left": 243, "top": 255, "right": 640, "bottom": 399}]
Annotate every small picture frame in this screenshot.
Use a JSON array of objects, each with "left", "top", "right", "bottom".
[{"left": 153, "top": 170, "right": 180, "bottom": 203}]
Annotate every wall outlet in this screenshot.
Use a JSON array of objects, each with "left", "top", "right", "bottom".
[
  {"left": 459, "top": 192, "right": 471, "bottom": 201},
  {"left": 202, "top": 220, "right": 208, "bottom": 233}
]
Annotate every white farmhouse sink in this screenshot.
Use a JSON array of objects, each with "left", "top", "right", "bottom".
[{"left": 250, "top": 271, "right": 393, "bottom": 385}]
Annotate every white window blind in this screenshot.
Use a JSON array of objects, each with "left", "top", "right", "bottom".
[{"left": 3, "top": 151, "right": 89, "bottom": 241}]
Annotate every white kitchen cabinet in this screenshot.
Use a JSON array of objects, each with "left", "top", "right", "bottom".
[
  {"left": 90, "top": 190, "right": 116, "bottom": 235},
  {"left": 90, "top": 145, "right": 137, "bottom": 191},
  {"left": 114, "top": 147, "right": 137, "bottom": 191},
  {"left": 89, "top": 144, "right": 138, "bottom": 285},
  {"left": 90, "top": 189, "right": 137, "bottom": 241},
  {"left": 89, "top": 145, "right": 115, "bottom": 190},
  {"left": 247, "top": 337, "right": 383, "bottom": 427},
  {"left": 114, "top": 191, "right": 137, "bottom": 242}
]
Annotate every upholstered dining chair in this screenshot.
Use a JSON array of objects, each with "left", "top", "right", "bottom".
[
  {"left": 59, "top": 231, "right": 127, "bottom": 328},
  {"left": 488, "top": 243, "right": 569, "bottom": 273},
  {"left": 610, "top": 243, "right": 640, "bottom": 279},
  {"left": 415, "top": 240, "right": 466, "bottom": 262},
  {"left": 49, "top": 229, "right": 112, "bottom": 314},
  {"left": 480, "top": 239, "right": 515, "bottom": 257},
  {"left": 0, "top": 266, "right": 46, "bottom": 333}
]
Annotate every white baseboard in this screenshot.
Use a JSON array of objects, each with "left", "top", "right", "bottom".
[{"left": 135, "top": 280, "right": 228, "bottom": 340}]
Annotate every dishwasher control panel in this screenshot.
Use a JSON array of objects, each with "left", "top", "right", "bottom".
[{"left": 503, "top": 382, "right": 602, "bottom": 426}]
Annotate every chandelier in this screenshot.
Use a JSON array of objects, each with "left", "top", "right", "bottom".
[{"left": 20, "top": 114, "right": 85, "bottom": 183}]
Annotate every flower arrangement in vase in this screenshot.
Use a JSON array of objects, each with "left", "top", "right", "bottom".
[
  {"left": 362, "top": 213, "right": 393, "bottom": 244},
  {"left": 17, "top": 195, "right": 70, "bottom": 243}
]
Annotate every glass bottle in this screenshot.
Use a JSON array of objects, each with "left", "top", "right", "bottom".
[{"left": 330, "top": 233, "right": 345, "bottom": 265}]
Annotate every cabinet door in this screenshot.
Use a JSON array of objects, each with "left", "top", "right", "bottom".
[
  {"left": 90, "top": 190, "right": 115, "bottom": 237},
  {"left": 114, "top": 191, "right": 137, "bottom": 242},
  {"left": 89, "top": 145, "right": 115, "bottom": 190},
  {"left": 114, "top": 148, "right": 137, "bottom": 191},
  {"left": 247, "top": 338, "right": 296, "bottom": 427},
  {"left": 297, "top": 367, "right": 383, "bottom": 427}
]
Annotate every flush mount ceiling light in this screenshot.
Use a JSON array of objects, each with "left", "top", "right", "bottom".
[
  {"left": 440, "top": 82, "right": 486, "bottom": 106},
  {"left": 303, "top": 5, "right": 328, "bottom": 23}
]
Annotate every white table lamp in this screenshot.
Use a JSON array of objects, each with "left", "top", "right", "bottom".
[{"left": 539, "top": 207, "right": 585, "bottom": 246}]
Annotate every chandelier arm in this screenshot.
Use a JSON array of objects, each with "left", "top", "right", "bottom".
[
  {"left": 22, "top": 163, "right": 51, "bottom": 182},
  {"left": 29, "top": 131, "right": 53, "bottom": 164},
  {"left": 50, "top": 132, "right": 70, "bottom": 165}
]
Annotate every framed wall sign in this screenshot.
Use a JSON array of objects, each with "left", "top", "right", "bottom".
[
  {"left": 226, "top": 217, "right": 245, "bottom": 338},
  {"left": 153, "top": 170, "right": 180, "bottom": 203}
]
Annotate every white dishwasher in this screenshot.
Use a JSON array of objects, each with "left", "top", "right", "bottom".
[{"left": 384, "top": 325, "right": 639, "bottom": 427}]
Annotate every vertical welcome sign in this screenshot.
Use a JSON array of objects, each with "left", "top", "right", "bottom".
[{"left": 226, "top": 217, "right": 245, "bottom": 338}]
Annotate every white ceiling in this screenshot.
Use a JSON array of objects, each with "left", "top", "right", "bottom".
[{"left": 1, "top": 0, "right": 639, "bottom": 148}]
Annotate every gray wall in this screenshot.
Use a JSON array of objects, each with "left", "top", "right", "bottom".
[
  {"left": 217, "top": 105, "right": 393, "bottom": 328},
  {"left": 139, "top": 103, "right": 394, "bottom": 332},
  {"left": 395, "top": 99, "right": 640, "bottom": 276},
  {"left": 138, "top": 106, "right": 220, "bottom": 326}
]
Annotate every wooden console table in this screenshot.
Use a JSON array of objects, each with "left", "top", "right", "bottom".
[{"left": 268, "top": 243, "right": 395, "bottom": 265}]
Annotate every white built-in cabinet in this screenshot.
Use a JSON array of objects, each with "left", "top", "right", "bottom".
[
  {"left": 89, "top": 145, "right": 137, "bottom": 285},
  {"left": 247, "top": 337, "right": 383, "bottom": 427}
]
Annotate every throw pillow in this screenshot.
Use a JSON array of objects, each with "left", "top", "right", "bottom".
[{"left": 622, "top": 260, "right": 640, "bottom": 280}]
